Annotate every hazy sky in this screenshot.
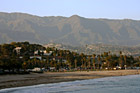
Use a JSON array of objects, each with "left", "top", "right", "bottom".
[{"left": 0, "top": 0, "right": 140, "bottom": 20}]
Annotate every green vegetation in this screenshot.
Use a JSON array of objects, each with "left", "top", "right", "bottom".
[{"left": 0, "top": 42, "right": 140, "bottom": 74}]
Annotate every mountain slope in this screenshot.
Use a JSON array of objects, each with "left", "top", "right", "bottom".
[{"left": 0, "top": 12, "right": 140, "bottom": 46}]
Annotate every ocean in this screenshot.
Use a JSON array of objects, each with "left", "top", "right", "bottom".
[{"left": 0, "top": 75, "right": 140, "bottom": 93}]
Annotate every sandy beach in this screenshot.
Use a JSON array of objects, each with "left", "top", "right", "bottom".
[{"left": 0, "top": 70, "right": 140, "bottom": 89}]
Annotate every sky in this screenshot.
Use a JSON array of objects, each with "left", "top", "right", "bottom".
[{"left": 0, "top": 0, "right": 140, "bottom": 20}]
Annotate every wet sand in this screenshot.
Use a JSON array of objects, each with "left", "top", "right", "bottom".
[{"left": 0, "top": 70, "right": 140, "bottom": 89}]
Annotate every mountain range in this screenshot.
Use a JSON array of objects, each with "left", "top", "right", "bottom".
[{"left": 0, "top": 12, "right": 140, "bottom": 46}]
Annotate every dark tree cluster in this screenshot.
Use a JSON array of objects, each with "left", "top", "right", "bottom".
[
  {"left": 0, "top": 42, "right": 140, "bottom": 74},
  {"left": 0, "top": 42, "right": 45, "bottom": 74}
]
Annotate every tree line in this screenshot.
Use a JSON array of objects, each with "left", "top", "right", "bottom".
[{"left": 0, "top": 42, "right": 140, "bottom": 74}]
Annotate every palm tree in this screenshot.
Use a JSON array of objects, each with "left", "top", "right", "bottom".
[
  {"left": 124, "top": 55, "right": 127, "bottom": 69},
  {"left": 80, "top": 53, "right": 85, "bottom": 70},
  {"left": 92, "top": 54, "right": 96, "bottom": 70},
  {"left": 97, "top": 55, "right": 101, "bottom": 69},
  {"left": 119, "top": 55, "right": 124, "bottom": 69},
  {"left": 22, "top": 62, "right": 27, "bottom": 72},
  {"left": 74, "top": 59, "right": 77, "bottom": 70},
  {"left": 83, "top": 57, "right": 87, "bottom": 70},
  {"left": 105, "top": 57, "right": 110, "bottom": 70},
  {"left": 87, "top": 56, "right": 91, "bottom": 69}
]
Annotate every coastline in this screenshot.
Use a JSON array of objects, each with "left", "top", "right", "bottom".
[{"left": 0, "top": 70, "right": 140, "bottom": 89}]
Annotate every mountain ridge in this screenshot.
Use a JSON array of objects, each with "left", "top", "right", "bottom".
[{"left": 0, "top": 12, "right": 140, "bottom": 46}]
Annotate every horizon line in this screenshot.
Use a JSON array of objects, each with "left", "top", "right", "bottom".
[{"left": 0, "top": 11, "right": 140, "bottom": 21}]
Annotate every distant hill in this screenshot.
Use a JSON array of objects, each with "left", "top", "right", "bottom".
[
  {"left": 43, "top": 43, "right": 140, "bottom": 56},
  {"left": 1, "top": 12, "right": 140, "bottom": 46}
]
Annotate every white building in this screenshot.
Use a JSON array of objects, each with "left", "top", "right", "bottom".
[
  {"left": 14, "top": 47, "right": 22, "bottom": 55},
  {"left": 34, "top": 50, "right": 52, "bottom": 56}
]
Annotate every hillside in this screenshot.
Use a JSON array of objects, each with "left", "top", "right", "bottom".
[{"left": 1, "top": 12, "right": 140, "bottom": 46}]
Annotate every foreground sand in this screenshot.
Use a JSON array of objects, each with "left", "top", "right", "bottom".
[{"left": 0, "top": 70, "right": 140, "bottom": 89}]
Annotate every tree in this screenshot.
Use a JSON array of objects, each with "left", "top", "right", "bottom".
[
  {"left": 74, "top": 59, "right": 77, "bottom": 69},
  {"left": 87, "top": 55, "right": 91, "bottom": 69},
  {"left": 124, "top": 55, "right": 127, "bottom": 69},
  {"left": 97, "top": 55, "right": 101, "bottom": 69},
  {"left": 22, "top": 62, "right": 27, "bottom": 72},
  {"left": 105, "top": 56, "right": 110, "bottom": 70},
  {"left": 119, "top": 55, "right": 124, "bottom": 69},
  {"left": 92, "top": 54, "right": 96, "bottom": 70}
]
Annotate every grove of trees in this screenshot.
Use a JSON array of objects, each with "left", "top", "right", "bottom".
[{"left": 0, "top": 42, "right": 140, "bottom": 74}]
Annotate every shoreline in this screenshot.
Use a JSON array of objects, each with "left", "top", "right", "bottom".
[{"left": 0, "top": 70, "right": 140, "bottom": 89}]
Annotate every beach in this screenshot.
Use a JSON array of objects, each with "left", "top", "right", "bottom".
[{"left": 0, "top": 70, "right": 140, "bottom": 89}]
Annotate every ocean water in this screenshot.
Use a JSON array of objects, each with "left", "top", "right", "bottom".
[{"left": 0, "top": 75, "right": 140, "bottom": 93}]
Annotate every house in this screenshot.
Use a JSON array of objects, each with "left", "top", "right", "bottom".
[
  {"left": 34, "top": 50, "right": 52, "bottom": 56},
  {"left": 14, "top": 47, "right": 22, "bottom": 55},
  {"left": 51, "top": 56, "right": 67, "bottom": 63},
  {"left": 32, "top": 67, "right": 43, "bottom": 72},
  {"left": 43, "top": 51, "right": 52, "bottom": 56},
  {"left": 30, "top": 56, "right": 42, "bottom": 60},
  {"left": 49, "top": 67, "right": 56, "bottom": 71}
]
